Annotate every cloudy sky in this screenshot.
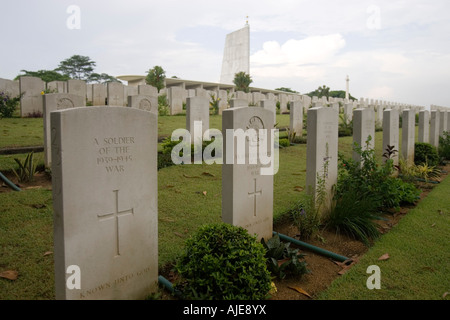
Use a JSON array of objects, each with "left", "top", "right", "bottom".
[{"left": 1, "top": 0, "right": 449, "bottom": 106}]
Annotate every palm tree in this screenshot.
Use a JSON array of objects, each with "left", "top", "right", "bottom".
[{"left": 233, "top": 72, "right": 253, "bottom": 93}]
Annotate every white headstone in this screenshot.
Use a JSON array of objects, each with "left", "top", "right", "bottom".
[
  {"left": 138, "top": 85, "right": 158, "bottom": 97},
  {"left": 402, "top": 109, "right": 415, "bottom": 165},
  {"left": 86, "top": 84, "right": 93, "bottom": 104},
  {"left": 19, "top": 76, "right": 45, "bottom": 117},
  {"left": 47, "top": 81, "right": 67, "bottom": 94},
  {"left": 222, "top": 107, "right": 275, "bottom": 241},
  {"left": 124, "top": 86, "right": 138, "bottom": 106},
  {"left": 186, "top": 96, "right": 209, "bottom": 136},
  {"left": 259, "top": 100, "right": 276, "bottom": 126},
  {"left": 229, "top": 98, "right": 248, "bottom": 108},
  {"left": 343, "top": 103, "right": 353, "bottom": 123},
  {"left": 43, "top": 93, "right": 85, "bottom": 167},
  {"left": 67, "top": 80, "right": 86, "bottom": 100},
  {"left": 218, "top": 90, "right": 228, "bottom": 115},
  {"left": 51, "top": 107, "right": 158, "bottom": 300},
  {"left": 418, "top": 110, "right": 430, "bottom": 143},
  {"left": 289, "top": 101, "right": 303, "bottom": 138},
  {"left": 278, "top": 94, "right": 288, "bottom": 113},
  {"left": 127, "top": 95, "right": 158, "bottom": 113},
  {"left": 0, "top": 78, "right": 20, "bottom": 97},
  {"left": 382, "top": 109, "right": 399, "bottom": 166},
  {"left": 305, "top": 107, "right": 338, "bottom": 212},
  {"left": 92, "top": 84, "right": 107, "bottom": 106},
  {"left": 167, "top": 87, "right": 183, "bottom": 115},
  {"left": 429, "top": 110, "right": 440, "bottom": 148},
  {"left": 439, "top": 110, "right": 448, "bottom": 137},
  {"left": 353, "top": 108, "right": 375, "bottom": 163},
  {"left": 107, "top": 82, "right": 124, "bottom": 106}
]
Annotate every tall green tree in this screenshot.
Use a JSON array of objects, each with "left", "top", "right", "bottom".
[
  {"left": 89, "top": 73, "right": 120, "bottom": 84},
  {"left": 14, "top": 70, "right": 70, "bottom": 83},
  {"left": 233, "top": 71, "right": 253, "bottom": 93},
  {"left": 146, "top": 66, "right": 166, "bottom": 93},
  {"left": 316, "top": 85, "right": 330, "bottom": 98},
  {"left": 55, "top": 55, "right": 96, "bottom": 81}
]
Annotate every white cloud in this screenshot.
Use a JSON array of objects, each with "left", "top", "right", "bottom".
[{"left": 250, "top": 34, "right": 346, "bottom": 82}]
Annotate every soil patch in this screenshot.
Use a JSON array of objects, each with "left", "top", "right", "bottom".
[{"left": 0, "top": 171, "right": 52, "bottom": 193}]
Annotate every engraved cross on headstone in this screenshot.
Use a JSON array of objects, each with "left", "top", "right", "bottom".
[
  {"left": 97, "top": 190, "right": 134, "bottom": 257},
  {"left": 248, "top": 178, "right": 262, "bottom": 217}
]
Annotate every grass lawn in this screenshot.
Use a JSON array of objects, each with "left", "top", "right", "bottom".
[
  {"left": 0, "top": 118, "right": 43, "bottom": 148},
  {"left": 318, "top": 173, "right": 450, "bottom": 300},
  {"left": 0, "top": 113, "right": 446, "bottom": 300}
]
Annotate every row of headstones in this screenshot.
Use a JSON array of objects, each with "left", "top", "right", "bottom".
[
  {"left": 42, "top": 91, "right": 450, "bottom": 175},
  {"left": 7, "top": 76, "right": 159, "bottom": 117},
  {"left": 8, "top": 75, "right": 447, "bottom": 120},
  {"left": 51, "top": 101, "right": 449, "bottom": 299},
  {"left": 167, "top": 87, "right": 359, "bottom": 116}
]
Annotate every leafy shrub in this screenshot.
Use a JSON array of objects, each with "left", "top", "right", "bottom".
[
  {"left": 161, "top": 137, "right": 216, "bottom": 160},
  {"left": 336, "top": 139, "right": 420, "bottom": 211},
  {"left": 414, "top": 142, "right": 439, "bottom": 167},
  {"left": 439, "top": 131, "right": 450, "bottom": 160},
  {"left": 175, "top": 223, "right": 271, "bottom": 300},
  {"left": 338, "top": 114, "right": 353, "bottom": 137},
  {"left": 157, "top": 152, "right": 174, "bottom": 170},
  {"left": 158, "top": 94, "right": 170, "bottom": 116},
  {"left": 398, "top": 159, "right": 441, "bottom": 183},
  {"left": 278, "top": 138, "right": 290, "bottom": 148},
  {"left": 261, "top": 234, "right": 309, "bottom": 280},
  {"left": 0, "top": 92, "right": 20, "bottom": 118},
  {"left": 328, "top": 141, "right": 421, "bottom": 244},
  {"left": 326, "top": 188, "right": 381, "bottom": 246},
  {"left": 209, "top": 92, "right": 220, "bottom": 115}
]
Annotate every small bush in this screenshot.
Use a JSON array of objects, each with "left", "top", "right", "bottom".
[
  {"left": 209, "top": 93, "right": 220, "bottom": 115},
  {"left": 157, "top": 152, "right": 174, "bottom": 170},
  {"left": 414, "top": 142, "right": 439, "bottom": 167},
  {"left": 0, "top": 92, "right": 20, "bottom": 118},
  {"left": 278, "top": 138, "right": 290, "bottom": 148},
  {"left": 439, "top": 131, "right": 450, "bottom": 160},
  {"left": 336, "top": 140, "right": 420, "bottom": 211},
  {"left": 175, "top": 223, "right": 272, "bottom": 300},
  {"left": 261, "top": 234, "right": 309, "bottom": 280},
  {"left": 338, "top": 114, "right": 353, "bottom": 137},
  {"left": 158, "top": 94, "right": 170, "bottom": 116}
]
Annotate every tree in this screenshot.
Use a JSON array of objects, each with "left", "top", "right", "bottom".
[
  {"left": 55, "top": 55, "right": 96, "bottom": 81},
  {"left": 275, "top": 87, "right": 299, "bottom": 94},
  {"left": 316, "top": 85, "right": 330, "bottom": 98},
  {"left": 329, "top": 90, "right": 356, "bottom": 101},
  {"left": 233, "top": 71, "right": 253, "bottom": 93},
  {"left": 307, "top": 85, "right": 330, "bottom": 98},
  {"left": 89, "top": 73, "right": 120, "bottom": 84},
  {"left": 14, "top": 70, "right": 70, "bottom": 83},
  {"left": 146, "top": 66, "right": 166, "bottom": 93}
]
